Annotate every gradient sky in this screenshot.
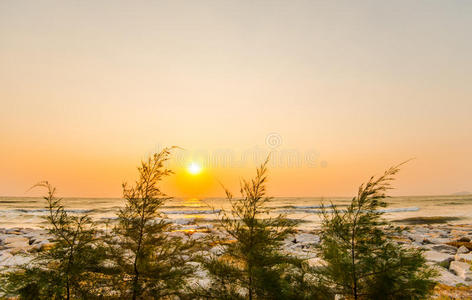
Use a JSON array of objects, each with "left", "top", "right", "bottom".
[{"left": 1, "top": 1, "right": 471, "bottom": 198}]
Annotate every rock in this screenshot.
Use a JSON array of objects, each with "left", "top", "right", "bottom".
[
  {"left": 457, "top": 236, "right": 471, "bottom": 243},
  {"left": 168, "top": 231, "right": 187, "bottom": 239},
  {"left": 209, "top": 245, "right": 225, "bottom": 255},
  {"left": 307, "top": 257, "right": 325, "bottom": 267},
  {"left": 1, "top": 254, "right": 32, "bottom": 267},
  {"left": 447, "top": 241, "right": 472, "bottom": 251},
  {"left": 186, "top": 261, "right": 211, "bottom": 288},
  {"left": 9, "top": 247, "right": 32, "bottom": 255},
  {"left": 6, "top": 229, "right": 23, "bottom": 235},
  {"left": 408, "top": 234, "right": 425, "bottom": 244},
  {"left": 31, "top": 239, "right": 43, "bottom": 245},
  {"left": 454, "top": 253, "right": 472, "bottom": 262},
  {"left": 40, "top": 242, "right": 55, "bottom": 251},
  {"left": 22, "top": 239, "right": 53, "bottom": 252},
  {"left": 412, "top": 227, "right": 429, "bottom": 234},
  {"left": 457, "top": 246, "right": 470, "bottom": 254},
  {"left": 24, "top": 232, "right": 38, "bottom": 239},
  {"left": 422, "top": 238, "right": 434, "bottom": 244},
  {"left": 424, "top": 251, "right": 454, "bottom": 268},
  {"left": 431, "top": 244, "right": 458, "bottom": 255},
  {"left": 189, "top": 232, "right": 207, "bottom": 240},
  {"left": 30, "top": 243, "right": 42, "bottom": 252},
  {"left": 100, "top": 259, "right": 117, "bottom": 268},
  {"left": 451, "top": 230, "right": 469, "bottom": 237},
  {"left": 423, "top": 237, "right": 450, "bottom": 245},
  {"left": 294, "top": 233, "right": 319, "bottom": 245},
  {"left": 0, "top": 251, "right": 13, "bottom": 263},
  {"left": 434, "top": 266, "right": 467, "bottom": 286},
  {"left": 393, "top": 237, "right": 412, "bottom": 245},
  {"left": 449, "top": 261, "right": 472, "bottom": 281},
  {"left": 3, "top": 236, "right": 30, "bottom": 249},
  {"left": 3, "top": 236, "right": 29, "bottom": 244}
]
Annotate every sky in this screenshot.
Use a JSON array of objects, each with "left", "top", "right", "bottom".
[{"left": 1, "top": 0, "right": 471, "bottom": 198}]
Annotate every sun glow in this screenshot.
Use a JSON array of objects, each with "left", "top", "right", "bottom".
[{"left": 187, "top": 162, "right": 202, "bottom": 175}]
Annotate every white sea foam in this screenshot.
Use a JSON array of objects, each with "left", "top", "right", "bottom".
[
  {"left": 172, "top": 218, "right": 195, "bottom": 225},
  {"left": 276, "top": 207, "right": 419, "bottom": 214},
  {"left": 378, "top": 207, "right": 419, "bottom": 213},
  {"left": 163, "top": 209, "right": 220, "bottom": 215},
  {"left": 0, "top": 195, "right": 470, "bottom": 229}
]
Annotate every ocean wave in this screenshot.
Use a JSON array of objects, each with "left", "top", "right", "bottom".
[
  {"left": 3, "top": 208, "right": 94, "bottom": 214},
  {"left": 278, "top": 205, "right": 323, "bottom": 209},
  {"left": 377, "top": 207, "right": 419, "bottom": 213},
  {"left": 0, "top": 206, "right": 418, "bottom": 217},
  {"left": 99, "top": 217, "right": 118, "bottom": 221},
  {"left": 0, "top": 208, "right": 118, "bottom": 218},
  {"left": 276, "top": 209, "right": 324, "bottom": 214},
  {"left": 163, "top": 205, "right": 208, "bottom": 209},
  {"left": 276, "top": 207, "right": 419, "bottom": 214},
  {"left": 163, "top": 209, "right": 220, "bottom": 215}
]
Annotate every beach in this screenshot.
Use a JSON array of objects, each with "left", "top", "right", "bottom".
[
  {"left": 1, "top": 224, "right": 472, "bottom": 298},
  {"left": 1, "top": 195, "right": 471, "bottom": 298}
]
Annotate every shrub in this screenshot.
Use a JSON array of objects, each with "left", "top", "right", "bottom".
[
  {"left": 1, "top": 182, "right": 104, "bottom": 299},
  {"left": 107, "top": 147, "right": 195, "bottom": 299},
  {"left": 196, "top": 158, "right": 326, "bottom": 299},
  {"left": 316, "top": 164, "right": 437, "bottom": 299}
]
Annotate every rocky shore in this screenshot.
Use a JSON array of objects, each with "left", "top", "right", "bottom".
[{"left": 1, "top": 224, "right": 472, "bottom": 298}]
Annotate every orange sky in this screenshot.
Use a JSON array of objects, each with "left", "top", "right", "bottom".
[{"left": 1, "top": 1, "right": 471, "bottom": 198}]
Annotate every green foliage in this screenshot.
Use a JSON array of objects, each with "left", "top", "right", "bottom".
[
  {"left": 0, "top": 153, "right": 440, "bottom": 300},
  {"left": 316, "top": 164, "right": 437, "bottom": 300},
  {"left": 1, "top": 182, "right": 105, "bottom": 300},
  {"left": 197, "top": 158, "right": 324, "bottom": 300},
  {"left": 108, "top": 147, "right": 195, "bottom": 299}
]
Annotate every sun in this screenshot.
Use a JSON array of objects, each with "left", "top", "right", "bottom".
[{"left": 187, "top": 162, "right": 202, "bottom": 175}]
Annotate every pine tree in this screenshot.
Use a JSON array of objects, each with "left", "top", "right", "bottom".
[
  {"left": 196, "top": 158, "right": 324, "bottom": 299},
  {"left": 316, "top": 164, "right": 437, "bottom": 299},
  {"left": 109, "top": 147, "right": 195, "bottom": 299},
  {"left": 1, "top": 182, "right": 104, "bottom": 299}
]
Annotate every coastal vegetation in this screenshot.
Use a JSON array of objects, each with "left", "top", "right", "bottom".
[
  {"left": 104, "top": 147, "right": 196, "bottom": 299},
  {"left": 194, "top": 158, "right": 328, "bottom": 299},
  {"left": 0, "top": 149, "right": 439, "bottom": 299},
  {"left": 316, "top": 164, "right": 437, "bottom": 299},
  {"left": 1, "top": 182, "right": 105, "bottom": 299}
]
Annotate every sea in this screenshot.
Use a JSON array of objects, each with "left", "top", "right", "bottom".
[{"left": 0, "top": 195, "right": 471, "bottom": 230}]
